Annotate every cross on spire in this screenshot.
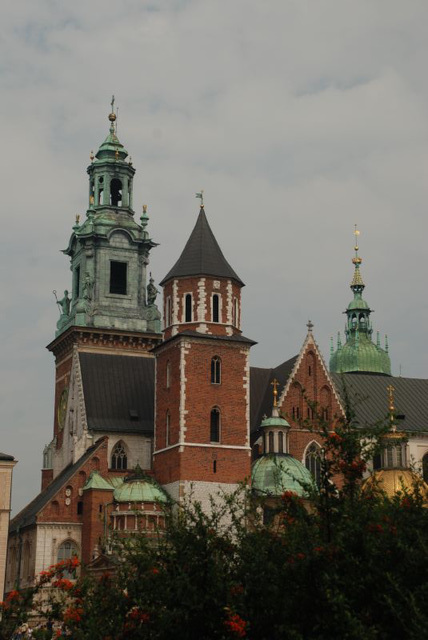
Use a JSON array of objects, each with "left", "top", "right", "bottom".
[{"left": 271, "top": 378, "right": 280, "bottom": 407}]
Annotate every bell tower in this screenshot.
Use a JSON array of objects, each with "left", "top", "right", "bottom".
[
  {"left": 45, "top": 100, "right": 162, "bottom": 479},
  {"left": 153, "top": 204, "right": 255, "bottom": 507}
]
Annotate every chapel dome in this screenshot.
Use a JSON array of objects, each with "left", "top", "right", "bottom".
[
  {"left": 330, "top": 336, "right": 391, "bottom": 375},
  {"left": 113, "top": 475, "right": 168, "bottom": 504},
  {"left": 363, "top": 469, "right": 428, "bottom": 500},
  {"left": 251, "top": 454, "right": 314, "bottom": 498}
]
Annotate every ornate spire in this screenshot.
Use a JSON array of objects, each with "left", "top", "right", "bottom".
[{"left": 350, "top": 225, "right": 365, "bottom": 293}]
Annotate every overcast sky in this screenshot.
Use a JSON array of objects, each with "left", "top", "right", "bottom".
[{"left": 2, "top": 0, "right": 428, "bottom": 515}]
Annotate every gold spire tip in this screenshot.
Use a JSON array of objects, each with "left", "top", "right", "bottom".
[{"left": 271, "top": 378, "right": 280, "bottom": 407}]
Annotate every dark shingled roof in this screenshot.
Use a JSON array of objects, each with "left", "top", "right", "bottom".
[
  {"left": 10, "top": 440, "right": 105, "bottom": 533},
  {"left": 250, "top": 355, "right": 298, "bottom": 434},
  {"left": 160, "top": 208, "right": 244, "bottom": 286},
  {"left": 80, "top": 353, "right": 154, "bottom": 434},
  {"left": 154, "top": 329, "right": 256, "bottom": 351},
  {"left": 331, "top": 373, "right": 428, "bottom": 433},
  {"left": 0, "top": 452, "right": 14, "bottom": 461}
]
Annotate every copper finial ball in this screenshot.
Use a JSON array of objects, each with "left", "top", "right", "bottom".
[{"left": 108, "top": 112, "right": 117, "bottom": 122}]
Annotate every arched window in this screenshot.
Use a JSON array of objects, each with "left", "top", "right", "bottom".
[
  {"left": 57, "top": 540, "right": 79, "bottom": 579},
  {"left": 211, "top": 356, "right": 221, "bottom": 384},
  {"left": 269, "top": 431, "right": 274, "bottom": 453},
  {"left": 423, "top": 453, "right": 428, "bottom": 483},
  {"left": 185, "top": 294, "right": 192, "bottom": 322},
  {"left": 166, "top": 411, "right": 170, "bottom": 447},
  {"left": 212, "top": 294, "right": 219, "bottom": 322},
  {"left": 166, "top": 361, "right": 171, "bottom": 389},
  {"left": 111, "top": 442, "right": 127, "bottom": 470},
  {"left": 110, "top": 178, "right": 122, "bottom": 206},
  {"left": 210, "top": 408, "right": 220, "bottom": 442},
  {"left": 305, "top": 442, "right": 322, "bottom": 487},
  {"left": 278, "top": 431, "right": 284, "bottom": 454}
]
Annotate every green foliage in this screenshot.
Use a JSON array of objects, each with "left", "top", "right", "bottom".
[{"left": 2, "top": 418, "right": 427, "bottom": 640}]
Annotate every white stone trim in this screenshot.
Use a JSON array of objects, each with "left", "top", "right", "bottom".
[
  {"left": 179, "top": 341, "right": 190, "bottom": 442},
  {"left": 226, "top": 281, "right": 233, "bottom": 325},
  {"left": 154, "top": 442, "right": 251, "bottom": 454},
  {"left": 197, "top": 278, "right": 207, "bottom": 321}
]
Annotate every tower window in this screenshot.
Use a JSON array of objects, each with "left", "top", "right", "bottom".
[
  {"left": 213, "top": 460, "right": 217, "bottom": 473},
  {"left": 110, "top": 261, "right": 127, "bottom": 295},
  {"left": 166, "top": 361, "right": 171, "bottom": 389},
  {"left": 269, "top": 431, "right": 274, "bottom": 453},
  {"left": 166, "top": 297, "right": 172, "bottom": 327},
  {"left": 211, "top": 356, "right": 221, "bottom": 384},
  {"left": 212, "top": 294, "right": 219, "bottom": 323},
  {"left": 110, "top": 179, "right": 123, "bottom": 207},
  {"left": 111, "top": 442, "right": 127, "bottom": 470},
  {"left": 210, "top": 408, "right": 220, "bottom": 442},
  {"left": 185, "top": 294, "right": 192, "bottom": 322}
]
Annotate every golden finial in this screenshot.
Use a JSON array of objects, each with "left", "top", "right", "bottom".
[
  {"left": 89, "top": 195, "right": 94, "bottom": 205},
  {"left": 352, "top": 224, "right": 362, "bottom": 265},
  {"left": 108, "top": 95, "right": 117, "bottom": 123},
  {"left": 129, "top": 156, "right": 133, "bottom": 165},
  {"left": 271, "top": 378, "right": 280, "bottom": 407},
  {"left": 90, "top": 150, "right": 94, "bottom": 163},
  {"left": 142, "top": 204, "right": 148, "bottom": 214},
  {"left": 75, "top": 214, "right": 80, "bottom": 225},
  {"left": 115, "top": 148, "right": 119, "bottom": 161}
]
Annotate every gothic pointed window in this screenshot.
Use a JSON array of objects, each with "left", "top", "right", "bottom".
[
  {"left": 111, "top": 441, "right": 127, "bottom": 470},
  {"left": 57, "top": 540, "right": 79, "bottom": 579},
  {"left": 212, "top": 294, "right": 220, "bottom": 322},
  {"left": 210, "top": 407, "right": 220, "bottom": 442},
  {"left": 305, "top": 442, "right": 322, "bottom": 487},
  {"left": 211, "top": 356, "right": 221, "bottom": 384}
]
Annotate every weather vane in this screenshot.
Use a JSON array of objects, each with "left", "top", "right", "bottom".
[{"left": 195, "top": 190, "right": 204, "bottom": 207}]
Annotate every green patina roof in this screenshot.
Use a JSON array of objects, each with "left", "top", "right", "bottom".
[
  {"left": 83, "top": 471, "right": 114, "bottom": 491},
  {"left": 113, "top": 474, "right": 168, "bottom": 503},
  {"left": 330, "top": 335, "right": 391, "bottom": 375},
  {"left": 260, "top": 415, "right": 290, "bottom": 429},
  {"left": 95, "top": 129, "right": 129, "bottom": 162},
  {"left": 252, "top": 454, "right": 314, "bottom": 498},
  {"left": 346, "top": 296, "right": 370, "bottom": 311}
]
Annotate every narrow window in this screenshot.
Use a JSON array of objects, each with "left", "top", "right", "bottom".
[
  {"left": 292, "top": 407, "right": 296, "bottom": 420},
  {"left": 75, "top": 265, "right": 80, "bottom": 299},
  {"left": 212, "top": 294, "right": 219, "bottom": 322},
  {"left": 396, "top": 445, "right": 403, "bottom": 467},
  {"left": 166, "top": 297, "right": 172, "bottom": 327},
  {"left": 213, "top": 460, "right": 217, "bottom": 473},
  {"left": 269, "top": 431, "right": 274, "bottom": 453},
  {"left": 211, "top": 356, "right": 221, "bottom": 384},
  {"left": 77, "top": 501, "right": 83, "bottom": 515},
  {"left": 234, "top": 298, "right": 239, "bottom": 327},
  {"left": 296, "top": 407, "right": 300, "bottom": 419},
  {"left": 305, "top": 443, "right": 322, "bottom": 487},
  {"left": 210, "top": 408, "right": 220, "bottom": 442},
  {"left": 110, "top": 178, "right": 123, "bottom": 206},
  {"left": 166, "top": 361, "right": 171, "bottom": 389},
  {"left": 278, "top": 431, "right": 284, "bottom": 454},
  {"left": 110, "top": 261, "right": 127, "bottom": 295},
  {"left": 111, "top": 442, "right": 127, "bottom": 470},
  {"left": 166, "top": 411, "right": 170, "bottom": 447},
  {"left": 387, "top": 446, "right": 393, "bottom": 468},
  {"left": 185, "top": 294, "right": 192, "bottom": 322},
  {"left": 308, "top": 365, "right": 312, "bottom": 376}
]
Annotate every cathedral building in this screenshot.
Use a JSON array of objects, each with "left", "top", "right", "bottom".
[{"left": 5, "top": 105, "right": 428, "bottom": 591}]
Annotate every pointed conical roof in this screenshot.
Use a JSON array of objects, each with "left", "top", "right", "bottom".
[{"left": 160, "top": 207, "right": 244, "bottom": 286}]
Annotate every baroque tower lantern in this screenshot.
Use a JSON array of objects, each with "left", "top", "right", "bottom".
[{"left": 330, "top": 228, "right": 391, "bottom": 375}]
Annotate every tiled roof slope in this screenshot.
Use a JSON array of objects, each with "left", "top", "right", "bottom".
[
  {"left": 160, "top": 208, "right": 244, "bottom": 286},
  {"left": 0, "top": 452, "right": 14, "bottom": 461},
  {"left": 250, "top": 356, "right": 298, "bottom": 434},
  {"left": 9, "top": 440, "right": 105, "bottom": 533},
  {"left": 331, "top": 373, "right": 428, "bottom": 433},
  {"left": 80, "top": 353, "right": 155, "bottom": 434}
]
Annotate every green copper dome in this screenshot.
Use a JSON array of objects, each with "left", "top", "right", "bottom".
[
  {"left": 252, "top": 454, "right": 314, "bottom": 498},
  {"left": 330, "top": 229, "right": 391, "bottom": 376},
  {"left": 113, "top": 471, "right": 168, "bottom": 504}
]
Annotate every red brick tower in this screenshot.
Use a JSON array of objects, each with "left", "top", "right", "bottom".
[{"left": 153, "top": 205, "right": 255, "bottom": 506}]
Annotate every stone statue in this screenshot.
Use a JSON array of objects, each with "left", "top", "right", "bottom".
[
  {"left": 55, "top": 290, "right": 71, "bottom": 316},
  {"left": 147, "top": 274, "right": 159, "bottom": 306},
  {"left": 83, "top": 272, "right": 94, "bottom": 301}
]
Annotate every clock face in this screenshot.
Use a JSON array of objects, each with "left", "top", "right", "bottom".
[{"left": 58, "top": 387, "right": 69, "bottom": 431}]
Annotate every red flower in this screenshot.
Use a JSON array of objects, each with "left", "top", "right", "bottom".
[
  {"left": 63, "top": 606, "right": 83, "bottom": 623},
  {"left": 151, "top": 567, "right": 159, "bottom": 575},
  {"left": 6, "top": 590, "right": 21, "bottom": 602},
  {"left": 296, "top": 553, "right": 306, "bottom": 561},
  {"left": 224, "top": 613, "right": 247, "bottom": 638},
  {"left": 52, "top": 578, "right": 74, "bottom": 591}
]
